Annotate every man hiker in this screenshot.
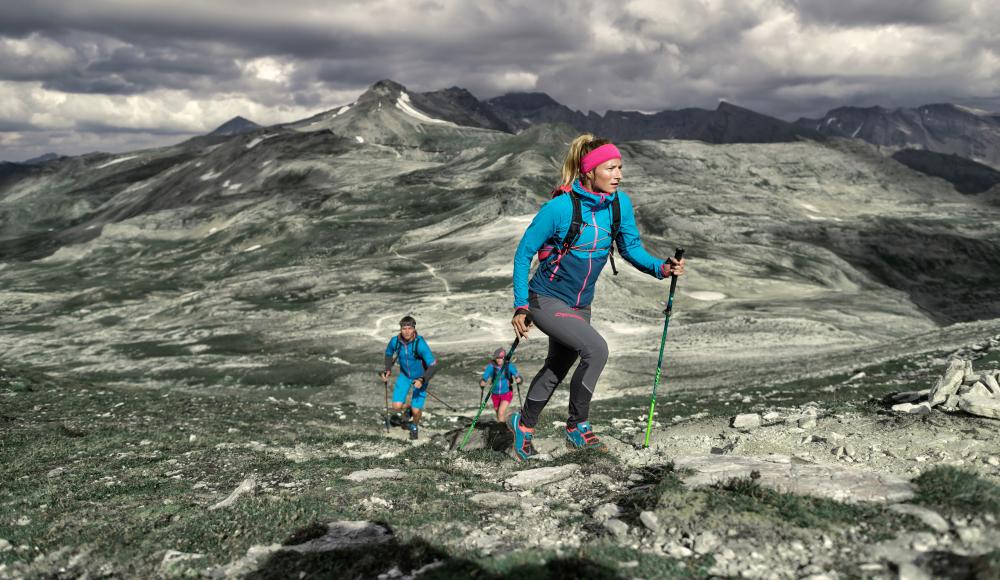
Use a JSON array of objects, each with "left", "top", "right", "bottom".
[
  {"left": 479, "top": 347, "right": 523, "bottom": 422},
  {"left": 380, "top": 316, "right": 437, "bottom": 440}
]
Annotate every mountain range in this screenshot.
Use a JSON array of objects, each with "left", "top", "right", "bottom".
[{"left": 2, "top": 78, "right": 999, "bottom": 409}]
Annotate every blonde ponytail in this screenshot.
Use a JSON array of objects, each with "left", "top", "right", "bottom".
[{"left": 557, "top": 134, "right": 612, "bottom": 188}]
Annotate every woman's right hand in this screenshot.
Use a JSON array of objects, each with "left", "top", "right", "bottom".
[{"left": 512, "top": 311, "right": 533, "bottom": 339}]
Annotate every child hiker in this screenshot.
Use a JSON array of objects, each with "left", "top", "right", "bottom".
[{"left": 479, "top": 347, "right": 523, "bottom": 422}]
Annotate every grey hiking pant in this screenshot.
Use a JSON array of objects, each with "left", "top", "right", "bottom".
[{"left": 520, "top": 293, "right": 609, "bottom": 429}]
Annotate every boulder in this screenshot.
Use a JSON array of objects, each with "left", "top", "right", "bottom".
[
  {"left": 928, "top": 359, "right": 965, "bottom": 406},
  {"left": 958, "top": 396, "right": 1000, "bottom": 419}
]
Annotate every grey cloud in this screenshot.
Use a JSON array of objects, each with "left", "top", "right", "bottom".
[
  {"left": 794, "top": 0, "right": 967, "bottom": 27},
  {"left": 0, "top": 0, "right": 998, "bottom": 161}
]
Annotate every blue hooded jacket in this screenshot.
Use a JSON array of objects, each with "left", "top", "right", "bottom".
[
  {"left": 481, "top": 362, "right": 520, "bottom": 395},
  {"left": 513, "top": 180, "right": 666, "bottom": 309},
  {"left": 384, "top": 335, "right": 437, "bottom": 381}
]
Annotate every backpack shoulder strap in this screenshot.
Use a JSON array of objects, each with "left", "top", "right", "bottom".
[
  {"left": 559, "top": 192, "right": 584, "bottom": 252},
  {"left": 416, "top": 335, "right": 429, "bottom": 369},
  {"left": 608, "top": 195, "right": 622, "bottom": 275}
]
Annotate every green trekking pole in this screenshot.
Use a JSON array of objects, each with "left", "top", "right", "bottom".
[
  {"left": 643, "top": 248, "right": 685, "bottom": 449},
  {"left": 459, "top": 336, "right": 521, "bottom": 451}
]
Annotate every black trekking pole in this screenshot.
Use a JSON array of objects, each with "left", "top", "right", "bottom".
[
  {"left": 643, "top": 248, "right": 685, "bottom": 449},
  {"left": 382, "top": 374, "right": 391, "bottom": 432},
  {"left": 425, "top": 389, "right": 458, "bottom": 412},
  {"left": 460, "top": 336, "right": 521, "bottom": 451}
]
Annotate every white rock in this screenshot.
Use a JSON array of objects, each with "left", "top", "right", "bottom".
[
  {"left": 928, "top": 358, "right": 965, "bottom": 406},
  {"left": 0, "top": 539, "right": 10, "bottom": 552},
  {"left": 639, "top": 511, "right": 660, "bottom": 532},
  {"left": 674, "top": 455, "right": 915, "bottom": 502},
  {"left": 209, "top": 477, "right": 256, "bottom": 510},
  {"left": 891, "top": 402, "right": 932, "bottom": 415},
  {"left": 692, "top": 531, "right": 721, "bottom": 554},
  {"left": 984, "top": 374, "right": 1000, "bottom": 396},
  {"left": 505, "top": 463, "right": 579, "bottom": 490},
  {"left": 604, "top": 518, "right": 629, "bottom": 538},
  {"left": 797, "top": 416, "right": 818, "bottom": 429},
  {"left": 46, "top": 467, "right": 65, "bottom": 478},
  {"left": 593, "top": 503, "right": 621, "bottom": 521},
  {"left": 731, "top": 413, "right": 761, "bottom": 429},
  {"left": 889, "top": 504, "right": 949, "bottom": 533},
  {"left": 959, "top": 396, "right": 1000, "bottom": 419},
  {"left": 343, "top": 468, "right": 404, "bottom": 482},
  {"left": 664, "top": 542, "right": 693, "bottom": 558}
]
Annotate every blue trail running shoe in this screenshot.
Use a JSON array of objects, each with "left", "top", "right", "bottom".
[
  {"left": 507, "top": 411, "right": 538, "bottom": 460},
  {"left": 565, "top": 421, "right": 608, "bottom": 452},
  {"left": 408, "top": 422, "right": 419, "bottom": 440}
]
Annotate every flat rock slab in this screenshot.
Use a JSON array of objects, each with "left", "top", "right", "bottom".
[
  {"left": 288, "top": 521, "right": 394, "bottom": 553},
  {"left": 959, "top": 396, "right": 1000, "bottom": 419},
  {"left": 469, "top": 492, "right": 521, "bottom": 506},
  {"left": 673, "top": 455, "right": 915, "bottom": 503},
  {"left": 343, "top": 468, "right": 404, "bottom": 482},
  {"left": 504, "top": 463, "right": 579, "bottom": 490}
]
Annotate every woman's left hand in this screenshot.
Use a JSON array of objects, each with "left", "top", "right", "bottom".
[
  {"left": 413, "top": 378, "right": 424, "bottom": 389},
  {"left": 661, "top": 257, "right": 686, "bottom": 277}
]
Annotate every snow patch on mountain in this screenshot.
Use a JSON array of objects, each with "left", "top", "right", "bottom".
[
  {"left": 687, "top": 291, "right": 727, "bottom": 301},
  {"left": 96, "top": 155, "right": 138, "bottom": 169},
  {"left": 245, "top": 134, "right": 275, "bottom": 149},
  {"left": 395, "top": 93, "right": 455, "bottom": 126}
]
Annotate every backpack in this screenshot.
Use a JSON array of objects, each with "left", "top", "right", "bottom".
[
  {"left": 551, "top": 188, "right": 622, "bottom": 275},
  {"left": 392, "top": 335, "right": 430, "bottom": 371}
]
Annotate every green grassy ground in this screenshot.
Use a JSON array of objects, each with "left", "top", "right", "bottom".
[{"left": 2, "top": 358, "right": 998, "bottom": 578}]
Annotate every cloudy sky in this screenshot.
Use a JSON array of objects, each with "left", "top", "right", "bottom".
[{"left": 1, "top": 0, "right": 998, "bottom": 161}]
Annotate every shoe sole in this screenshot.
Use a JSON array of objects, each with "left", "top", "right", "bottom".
[{"left": 565, "top": 439, "right": 609, "bottom": 452}]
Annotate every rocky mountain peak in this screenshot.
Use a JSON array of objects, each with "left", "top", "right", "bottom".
[
  {"left": 363, "top": 79, "right": 408, "bottom": 100},
  {"left": 209, "top": 116, "right": 261, "bottom": 136}
]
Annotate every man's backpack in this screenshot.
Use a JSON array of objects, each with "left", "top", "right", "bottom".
[{"left": 391, "top": 335, "right": 430, "bottom": 371}]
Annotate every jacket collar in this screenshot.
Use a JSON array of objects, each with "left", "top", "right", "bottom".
[{"left": 572, "top": 179, "right": 616, "bottom": 207}]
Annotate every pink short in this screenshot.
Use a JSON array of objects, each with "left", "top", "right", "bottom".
[{"left": 491, "top": 391, "right": 514, "bottom": 409}]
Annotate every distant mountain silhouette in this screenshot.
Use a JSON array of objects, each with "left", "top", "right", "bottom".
[{"left": 796, "top": 104, "right": 1000, "bottom": 169}]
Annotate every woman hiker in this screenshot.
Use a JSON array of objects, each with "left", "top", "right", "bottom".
[
  {"left": 508, "top": 134, "right": 686, "bottom": 460},
  {"left": 380, "top": 316, "right": 437, "bottom": 440},
  {"left": 479, "top": 347, "right": 523, "bottom": 422}
]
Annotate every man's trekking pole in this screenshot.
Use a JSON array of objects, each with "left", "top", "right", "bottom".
[
  {"left": 643, "top": 248, "right": 685, "bottom": 449},
  {"left": 460, "top": 336, "right": 521, "bottom": 451},
  {"left": 426, "top": 389, "right": 458, "bottom": 412},
  {"left": 382, "top": 374, "right": 391, "bottom": 432}
]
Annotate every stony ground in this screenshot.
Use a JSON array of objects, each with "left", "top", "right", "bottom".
[{"left": 2, "top": 339, "right": 1000, "bottom": 579}]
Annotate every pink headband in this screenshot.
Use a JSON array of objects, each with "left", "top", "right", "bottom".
[{"left": 580, "top": 143, "right": 621, "bottom": 174}]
